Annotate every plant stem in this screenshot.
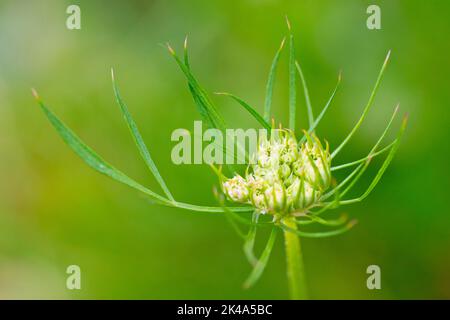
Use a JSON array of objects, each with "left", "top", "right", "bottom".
[{"left": 283, "top": 217, "right": 308, "bottom": 299}]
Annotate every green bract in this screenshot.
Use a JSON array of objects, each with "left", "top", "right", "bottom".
[{"left": 223, "top": 130, "right": 331, "bottom": 215}]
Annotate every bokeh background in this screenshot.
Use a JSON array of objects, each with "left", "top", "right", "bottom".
[{"left": 0, "top": 0, "right": 449, "bottom": 299}]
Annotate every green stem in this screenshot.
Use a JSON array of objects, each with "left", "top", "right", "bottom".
[{"left": 282, "top": 217, "right": 308, "bottom": 299}]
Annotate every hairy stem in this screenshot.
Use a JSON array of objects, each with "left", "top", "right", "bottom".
[{"left": 283, "top": 217, "right": 308, "bottom": 300}]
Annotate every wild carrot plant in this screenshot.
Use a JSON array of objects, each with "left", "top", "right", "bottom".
[{"left": 33, "top": 19, "right": 407, "bottom": 299}]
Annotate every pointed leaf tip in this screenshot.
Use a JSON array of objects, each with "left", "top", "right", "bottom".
[{"left": 31, "top": 88, "right": 41, "bottom": 101}]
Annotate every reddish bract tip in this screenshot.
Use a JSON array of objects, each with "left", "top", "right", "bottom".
[
  {"left": 349, "top": 219, "right": 358, "bottom": 227},
  {"left": 166, "top": 43, "right": 175, "bottom": 55},
  {"left": 279, "top": 37, "right": 286, "bottom": 49}
]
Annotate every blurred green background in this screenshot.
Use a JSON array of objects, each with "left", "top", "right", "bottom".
[{"left": 0, "top": 0, "right": 449, "bottom": 299}]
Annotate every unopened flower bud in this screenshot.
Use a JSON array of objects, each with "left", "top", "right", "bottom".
[
  {"left": 248, "top": 176, "right": 269, "bottom": 213},
  {"left": 286, "top": 177, "right": 301, "bottom": 208},
  {"left": 292, "top": 159, "right": 304, "bottom": 176}
]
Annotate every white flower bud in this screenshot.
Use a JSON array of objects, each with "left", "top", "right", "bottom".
[
  {"left": 297, "top": 180, "right": 320, "bottom": 209},
  {"left": 299, "top": 137, "right": 331, "bottom": 190},
  {"left": 256, "top": 167, "right": 279, "bottom": 185},
  {"left": 222, "top": 175, "right": 249, "bottom": 203},
  {"left": 257, "top": 149, "right": 271, "bottom": 167}
]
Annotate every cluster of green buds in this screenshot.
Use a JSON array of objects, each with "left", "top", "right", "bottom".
[{"left": 222, "top": 129, "right": 331, "bottom": 215}]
